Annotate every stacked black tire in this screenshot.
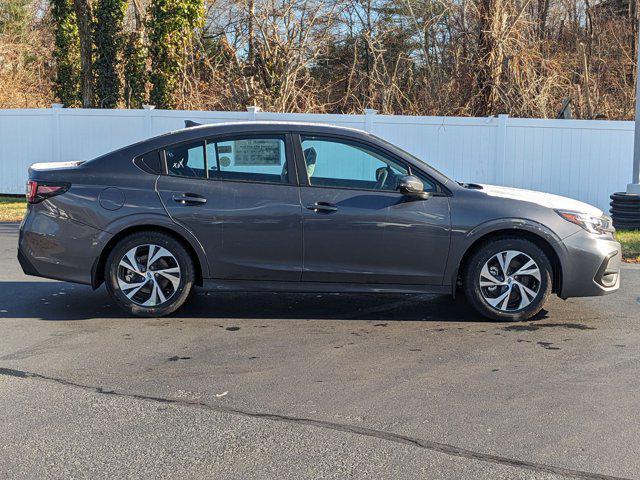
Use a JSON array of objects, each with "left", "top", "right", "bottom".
[{"left": 610, "top": 192, "right": 640, "bottom": 230}]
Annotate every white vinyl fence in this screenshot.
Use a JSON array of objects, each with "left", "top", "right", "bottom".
[{"left": 0, "top": 105, "right": 635, "bottom": 212}]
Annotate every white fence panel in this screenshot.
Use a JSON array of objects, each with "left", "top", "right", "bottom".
[
  {"left": 148, "top": 109, "right": 247, "bottom": 136},
  {"left": 57, "top": 108, "right": 147, "bottom": 164},
  {"left": 0, "top": 107, "right": 636, "bottom": 212},
  {"left": 499, "top": 118, "right": 634, "bottom": 212},
  {"left": 0, "top": 110, "right": 56, "bottom": 194},
  {"left": 371, "top": 115, "right": 498, "bottom": 184}
]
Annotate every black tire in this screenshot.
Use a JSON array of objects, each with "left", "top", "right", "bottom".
[
  {"left": 463, "top": 237, "right": 553, "bottom": 322},
  {"left": 610, "top": 209, "right": 640, "bottom": 217},
  {"left": 610, "top": 203, "right": 640, "bottom": 212},
  {"left": 610, "top": 192, "right": 640, "bottom": 202},
  {"left": 610, "top": 192, "right": 640, "bottom": 230},
  {"left": 613, "top": 222, "right": 640, "bottom": 230},
  {"left": 610, "top": 210, "right": 640, "bottom": 219},
  {"left": 105, "top": 231, "right": 195, "bottom": 317}
]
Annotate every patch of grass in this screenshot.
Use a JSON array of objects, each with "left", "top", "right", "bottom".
[
  {"left": 617, "top": 230, "right": 640, "bottom": 263},
  {"left": 0, "top": 196, "right": 26, "bottom": 222}
]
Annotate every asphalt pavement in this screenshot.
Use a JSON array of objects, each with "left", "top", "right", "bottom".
[{"left": 1, "top": 222, "right": 639, "bottom": 479}]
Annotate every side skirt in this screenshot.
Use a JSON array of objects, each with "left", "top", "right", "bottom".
[{"left": 201, "top": 279, "right": 451, "bottom": 295}]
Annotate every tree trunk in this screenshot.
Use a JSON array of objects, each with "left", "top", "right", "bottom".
[
  {"left": 131, "top": 0, "right": 144, "bottom": 30},
  {"left": 537, "top": 0, "right": 550, "bottom": 40},
  {"left": 247, "top": 0, "right": 255, "bottom": 105},
  {"left": 73, "top": 0, "right": 93, "bottom": 108},
  {"left": 473, "top": 0, "right": 505, "bottom": 116}
]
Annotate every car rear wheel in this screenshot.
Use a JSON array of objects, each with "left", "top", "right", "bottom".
[
  {"left": 463, "top": 238, "right": 552, "bottom": 322},
  {"left": 105, "top": 231, "right": 195, "bottom": 317}
]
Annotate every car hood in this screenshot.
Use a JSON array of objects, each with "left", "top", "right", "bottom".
[{"left": 478, "top": 184, "right": 603, "bottom": 217}]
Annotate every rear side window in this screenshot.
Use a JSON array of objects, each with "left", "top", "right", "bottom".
[
  {"left": 206, "top": 137, "right": 288, "bottom": 184},
  {"left": 166, "top": 141, "right": 206, "bottom": 178}
]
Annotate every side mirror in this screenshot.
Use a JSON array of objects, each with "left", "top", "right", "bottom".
[{"left": 397, "top": 175, "right": 430, "bottom": 199}]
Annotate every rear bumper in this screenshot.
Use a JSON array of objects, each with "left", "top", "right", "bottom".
[
  {"left": 559, "top": 230, "right": 621, "bottom": 298},
  {"left": 18, "top": 205, "right": 110, "bottom": 285},
  {"left": 17, "top": 247, "right": 40, "bottom": 277}
]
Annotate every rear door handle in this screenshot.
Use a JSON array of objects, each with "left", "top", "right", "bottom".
[
  {"left": 173, "top": 193, "right": 207, "bottom": 205},
  {"left": 306, "top": 202, "right": 338, "bottom": 213}
]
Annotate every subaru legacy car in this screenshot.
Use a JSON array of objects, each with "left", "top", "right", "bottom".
[{"left": 18, "top": 122, "right": 621, "bottom": 321}]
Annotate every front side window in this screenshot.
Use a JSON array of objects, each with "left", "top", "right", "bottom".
[
  {"left": 207, "top": 137, "right": 288, "bottom": 184},
  {"left": 166, "top": 141, "right": 206, "bottom": 178},
  {"left": 300, "top": 136, "right": 411, "bottom": 192}
]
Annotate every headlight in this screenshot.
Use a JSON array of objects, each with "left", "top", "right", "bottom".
[{"left": 556, "top": 210, "right": 613, "bottom": 234}]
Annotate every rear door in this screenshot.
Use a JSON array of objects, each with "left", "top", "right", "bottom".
[
  {"left": 156, "top": 133, "right": 302, "bottom": 281},
  {"left": 295, "top": 134, "right": 451, "bottom": 285}
]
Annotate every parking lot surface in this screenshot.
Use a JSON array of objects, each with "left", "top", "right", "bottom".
[{"left": 1, "top": 222, "right": 639, "bottom": 479}]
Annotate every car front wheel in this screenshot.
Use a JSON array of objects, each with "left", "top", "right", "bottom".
[
  {"left": 105, "top": 231, "right": 195, "bottom": 317},
  {"left": 463, "top": 237, "right": 552, "bottom": 322}
]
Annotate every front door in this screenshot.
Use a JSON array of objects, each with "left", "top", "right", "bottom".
[
  {"left": 156, "top": 133, "right": 302, "bottom": 281},
  {"left": 296, "top": 135, "right": 450, "bottom": 285}
]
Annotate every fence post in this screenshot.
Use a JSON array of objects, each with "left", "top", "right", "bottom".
[
  {"left": 247, "top": 106, "right": 261, "bottom": 121},
  {"left": 142, "top": 104, "right": 155, "bottom": 138},
  {"left": 51, "top": 103, "right": 63, "bottom": 162},
  {"left": 364, "top": 109, "right": 377, "bottom": 133},
  {"left": 494, "top": 114, "right": 509, "bottom": 184}
]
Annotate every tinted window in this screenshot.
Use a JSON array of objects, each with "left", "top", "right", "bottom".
[
  {"left": 166, "top": 141, "right": 206, "bottom": 178},
  {"left": 300, "top": 136, "right": 412, "bottom": 192},
  {"left": 207, "top": 137, "right": 287, "bottom": 184},
  {"left": 135, "top": 150, "right": 162, "bottom": 174}
]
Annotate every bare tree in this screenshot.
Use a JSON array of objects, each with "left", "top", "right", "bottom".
[{"left": 5, "top": 0, "right": 640, "bottom": 119}]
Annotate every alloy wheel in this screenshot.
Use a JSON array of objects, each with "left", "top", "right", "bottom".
[
  {"left": 117, "top": 244, "right": 181, "bottom": 306},
  {"left": 478, "top": 250, "right": 541, "bottom": 312}
]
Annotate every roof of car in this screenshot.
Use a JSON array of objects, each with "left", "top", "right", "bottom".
[
  {"left": 125, "top": 120, "right": 371, "bottom": 153},
  {"left": 177, "top": 120, "right": 369, "bottom": 135}
]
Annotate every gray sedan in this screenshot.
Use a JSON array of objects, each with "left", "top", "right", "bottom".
[{"left": 18, "top": 122, "right": 621, "bottom": 321}]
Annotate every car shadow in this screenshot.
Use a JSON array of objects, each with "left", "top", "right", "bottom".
[{"left": 0, "top": 281, "right": 550, "bottom": 323}]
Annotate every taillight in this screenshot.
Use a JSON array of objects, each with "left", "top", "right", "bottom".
[
  {"left": 26, "top": 180, "right": 37, "bottom": 203},
  {"left": 25, "top": 180, "right": 70, "bottom": 204}
]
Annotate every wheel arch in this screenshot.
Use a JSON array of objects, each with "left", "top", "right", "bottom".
[
  {"left": 453, "top": 225, "right": 564, "bottom": 296},
  {"left": 92, "top": 222, "right": 207, "bottom": 289}
]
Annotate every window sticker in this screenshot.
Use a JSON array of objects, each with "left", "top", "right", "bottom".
[
  {"left": 234, "top": 139, "right": 281, "bottom": 166},
  {"left": 172, "top": 158, "right": 184, "bottom": 169}
]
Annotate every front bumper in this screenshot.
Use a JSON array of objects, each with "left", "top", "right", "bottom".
[
  {"left": 18, "top": 204, "right": 110, "bottom": 286},
  {"left": 559, "top": 230, "right": 621, "bottom": 298}
]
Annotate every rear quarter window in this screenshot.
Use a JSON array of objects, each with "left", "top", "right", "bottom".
[{"left": 134, "top": 150, "right": 163, "bottom": 174}]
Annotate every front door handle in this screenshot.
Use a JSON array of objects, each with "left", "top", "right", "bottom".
[
  {"left": 306, "top": 202, "right": 338, "bottom": 213},
  {"left": 173, "top": 193, "right": 207, "bottom": 205}
]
